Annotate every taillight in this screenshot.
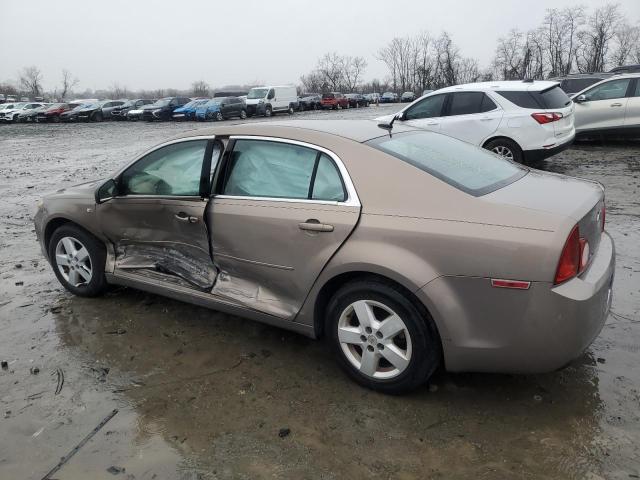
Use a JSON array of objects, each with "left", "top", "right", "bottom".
[
  {"left": 531, "top": 112, "right": 563, "bottom": 124},
  {"left": 554, "top": 225, "right": 580, "bottom": 284}
]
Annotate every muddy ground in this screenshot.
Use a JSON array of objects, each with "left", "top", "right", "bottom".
[{"left": 1, "top": 105, "right": 639, "bottom": 480}]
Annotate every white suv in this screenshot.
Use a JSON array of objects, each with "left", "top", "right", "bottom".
[{"left": 377, "top": 80, "right": 575, "bottom": 163}]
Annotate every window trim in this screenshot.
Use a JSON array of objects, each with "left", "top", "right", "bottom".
[{"left": 214, "top": 135, "right": 360, "bottom": 207}]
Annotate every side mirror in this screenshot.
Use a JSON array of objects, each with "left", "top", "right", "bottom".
[
  {"left": 95, "top": 178, "right": 118, "bottom": 204},
  {"left": 574, "top": 94, "right": 587, "bottom": 103},
  {"left": 396, "top": 111, "right": 405, "bottom": 121}
]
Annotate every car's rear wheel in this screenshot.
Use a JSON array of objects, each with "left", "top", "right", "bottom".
[
  {"left": 484, "top": 138, "right": 523, "bottom": 163},
  {"left": 215, "top": 112, "right": 224, "bottom": 121},
  {"left": 326, "top": 279, "right": 441, "bottom": 394},
  {"left": 49, "top": 224, "right": 107, "bottom": 297}
]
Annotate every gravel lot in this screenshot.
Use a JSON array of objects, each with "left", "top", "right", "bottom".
[{"left": 1, "top": 104, "right": 639, "bottom": 479}]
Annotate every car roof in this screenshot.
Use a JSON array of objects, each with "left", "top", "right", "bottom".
[
  {"left": 170, "top": 120, "right": 421, "bottom": 143},
  {"left": 435, "top": 80, "right": 560, "bottom": 93}
]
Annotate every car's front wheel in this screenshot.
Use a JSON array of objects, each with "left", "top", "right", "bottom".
[
  {"left": 484, "top": 138, "right": 523, "bottom": 163},
  {"left": 240, "top": 109, "right": 247, "bottom": 119},
  {"left": 326, "top": 279, "right": 441, "bottom": 394},
  {"left": 49, "top": 224, "right": 107, "bottom": 297}
]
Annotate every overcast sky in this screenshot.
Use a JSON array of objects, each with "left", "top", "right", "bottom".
[{"left": 1, "top": 0, "right": 639, "bottom": 92}]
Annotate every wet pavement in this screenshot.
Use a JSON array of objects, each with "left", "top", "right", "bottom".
[{"left": 1, "top": 106, "right": 639, "bottom": 479}]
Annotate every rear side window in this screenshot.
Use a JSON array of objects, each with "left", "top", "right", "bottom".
[
  {"left": 366, "top": 131, "right": 526, "bottom": 196},
  {"left": 447, "top": 92, "right": 485, "bottom": 116},
  {"left": 496, "top": 86, "right": 570, "bottom": 109},
  {"left": 222, "top": 140, "right": 346, "bottom": 201}
]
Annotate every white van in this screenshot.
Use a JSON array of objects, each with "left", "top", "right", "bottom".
[{"left": 245, "top": 86, "right": 298, "bottom": 117}]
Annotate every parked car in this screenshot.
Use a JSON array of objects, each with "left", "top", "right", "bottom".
[
  {"left": 37, "top": 103, "right": 79, "bottom": 123},
  {"left": 0, "top": 102, "right": 44, "bottom": 123},
  {"left": 18, "top": 103, "right": 51, "bottom": 122},
  {"left": 141, "top": 97, "right": 191, "bottom": 121},
  {"left": 345, "top": 94, "right": 370, "bottom": 108},
  {"left": 111, "top": 99, "right": 154, "bottom": 120},
  {"left": 572, "top": 73, "right": 640, "bottom": 136},
  {"left": 549, "top": 73, "right": 613, "bottom": 97},
  {"left": 74, "top": 100, "right": 126, "bottom": 122},
  {"left": 380, "top": 92, "right": 399, "bottom": 103},
  {"left": 172, "top": 99, "right": 210, "bottom": 120},
  {"left": 421, "top": 89, "right": 434, "bottom": 96},
  {"left": 245, "top": 86, "right": 297, "bottom": 117},
  {"left": 321, "top": 92, "right": 349, "bottom": 109},
  {"left": 60, "top": 103, "right": 93, "bottom": 122},
  {"left": 195, "top": 97, "right": 247, "bottom": 121},
  {"left": 608, "top": 64, "right": 640, "bottom": 74},
  {"left": 126, "top": 108, "right": 145, "bottom": 121},
  {"left": 6, "top": 95, "right": 17, "bottom": 102},
  {"left": 377, "top": 80, "right": 575, "bottom": 163},
  {"left": 401, "top": 92, "right": 416, "bottom": 102},
  {"left": 34, "top": 120, "right": 614, "bottom": 394},
  {"left": 0, "top": 94, "right": 5, "bottom": 103},
  {"left": 298, "top": 93, "right": 322, "bottom": 111},
  {"left": 364, "top": 93, "right": 381, "bottom": 103}
]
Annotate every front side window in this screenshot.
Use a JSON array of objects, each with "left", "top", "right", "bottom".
[
  {"left": 584, "top": 79, "right": 631, "bottom": 101},
  {"left": 367, "top": 131, "right": 526, "bottom": 196},
  {"left": 635, "top": 79, "right": 640, "bottom": 97},
  {"left": 121, "top": 140, "right": 208, "bottom": 196},
  {"left": 404, "top": 94, "right": 446, "bottom": 120},
  {"left": 222, "top": 140, "right": 345, "bottom": 201}
]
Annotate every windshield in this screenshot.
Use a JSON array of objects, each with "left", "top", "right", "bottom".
[
  {"left": 247, "top": 88, "right": 269, "bottom": 99},
  {"left": 367, "top": 131, "right": 527, "bottom": 196},
  {"left": 382, "top": 92, "right": 394, "bottom": 97},
  {"left": 204, "top": 99, "right": 221, "bottom": 107},
  {"left": 152, "top": 98, "right": 172, "bottom": 107}
]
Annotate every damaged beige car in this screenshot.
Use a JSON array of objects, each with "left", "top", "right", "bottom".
[{"left": 34, "top": 120, "right": 615, "bottom": 393}]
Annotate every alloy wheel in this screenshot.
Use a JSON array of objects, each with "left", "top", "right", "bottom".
[
  {"left": 337, "top": 299, "right": 412, "bottom": 379},
  {"left": 55, "top": 236, "right": 93, "bottom": 287},
  {"left": 491, "top": 145, "right": 514, "bottom": 160}
]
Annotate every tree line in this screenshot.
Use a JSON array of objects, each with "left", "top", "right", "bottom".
[{"left": 2, "top": 3, "right": 638, "bottom": 100}]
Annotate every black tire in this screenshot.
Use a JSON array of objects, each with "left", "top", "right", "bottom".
[
  {"left": 483, "top": 138, "right": 523, "bottom": 163},
  {"left": 326, "top": 278, "right": 441, "bottom": 394},
  {"left": 93, "top": 112, "right": 103, "bottom": 122},
  {"left": 48, "top": 224, "right": 108, "bottom": 297},
  {"left": 264, "top": 106, "right": 272, "bottom": 117},
  {"left": 288, "top": 106, "right": 295, "bottom": 115},
  {"left": 240, "top": 109, "right": 247, "bottom": 119},
  {"left": 52, "top": 116, "right": 60, "bottom": 123},
  {"left": 215, "top": 111, "right": 224, "bottom": 121}
]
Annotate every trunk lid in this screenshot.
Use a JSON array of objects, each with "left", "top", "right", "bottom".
[{"left": 485, "top": 169, "right": 604, "bottom": 255}]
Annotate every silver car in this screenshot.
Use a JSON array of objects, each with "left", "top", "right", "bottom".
[
  {"left": 573, "top": 73, "right": 640, "bottom": 135},
  {"left": 34, "top": 120, "right": 614, "bottom": 393}
]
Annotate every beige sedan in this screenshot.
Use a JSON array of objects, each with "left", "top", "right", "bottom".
[{"left": 34, "top": 120, "right": 615, "bottom": 393}]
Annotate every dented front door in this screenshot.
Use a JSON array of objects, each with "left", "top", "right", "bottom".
[{"left": 98, "top": 139, "right": 218, "bottom": 290}]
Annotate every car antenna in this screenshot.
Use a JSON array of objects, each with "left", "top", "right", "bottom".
[{"left": 377, "top": 114, "right": 398, "bottom": 136}]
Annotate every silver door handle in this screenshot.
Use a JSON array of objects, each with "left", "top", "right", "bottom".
[
  {"left": 299, "top": 220, "right": 334, "bottom": 232},
  {"left": 426, "top": 122, "right": 439, "bottom": 126},
  {"left": 610, "top": 103, "right": 623, "bottom": 107},
  {"left": 175, "top": 212, "right": 198, "bottom": 223},
  {"left": 480, "top": 117, "right": 493, "bottom": 121}
]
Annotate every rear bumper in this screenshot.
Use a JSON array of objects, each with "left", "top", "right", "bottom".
[
  {"left": 524, "top": 134, "right": 575, "bottom": 162},
  {"left": 419, "top": 231, "right": 615, "bottom": 373}
]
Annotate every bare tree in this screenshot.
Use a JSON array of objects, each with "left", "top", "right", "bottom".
[
  {"left": 541, "top": 7, "right": 585, "bottom": 77},
  {"left": 191, "top": 80, "right": 209, "bottom": 97},
  {"left": 610, "top": 22, "right": 640, "bottom": 67},
  {"left": 60, "top": 69, "right": 79, "bottom": 100},
  {"left": 342, "top": 56, "right": 367, "bottom": 92},
  {"left": 316, "top": 52, "right": 345, "bottom": 91},
  {"left": 576, "top": 3, "right": 621, "bottom": 72},
  {"left": 19, "top": 66, "right": 43, "bottom": 97},
  {"left": 300, "top": 71, "right": 325, "bottom": 93}
]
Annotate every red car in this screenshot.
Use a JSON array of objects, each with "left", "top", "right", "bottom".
[
  {"left": 36, "top": 103, "right": 79, "bottom": 123},
  {"left": 321, "top": 92, "right": 349, "bottom": 110}
]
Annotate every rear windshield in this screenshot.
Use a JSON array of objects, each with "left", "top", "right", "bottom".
[
  {"left": 322, "top": 93, "right": 335, "bottom": 99},
  {"left": 496, "top": 86, "right": 571, "bottom": 109},
  {"left": 366, "top": 131, "right": 527, "bottom": 196}
]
